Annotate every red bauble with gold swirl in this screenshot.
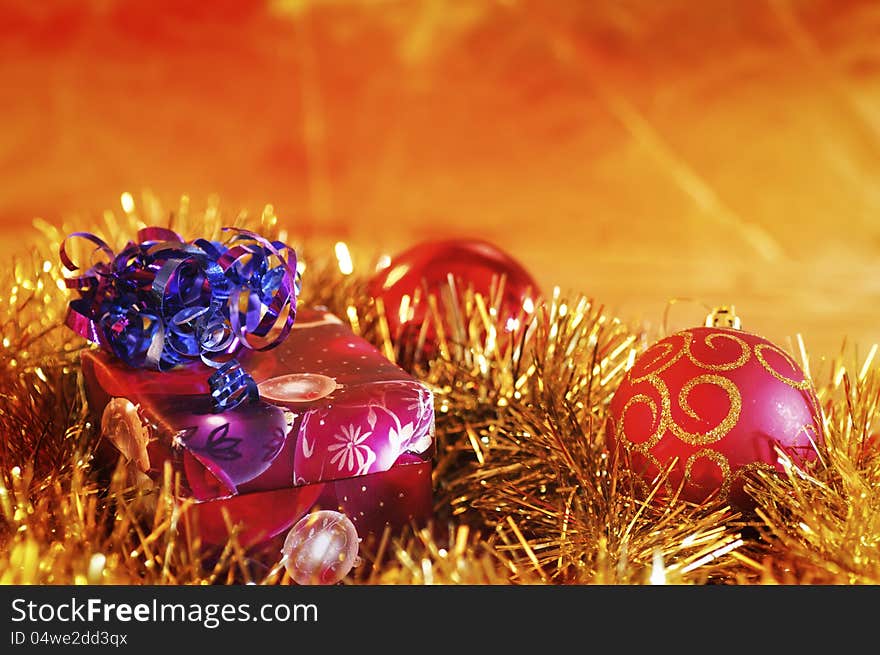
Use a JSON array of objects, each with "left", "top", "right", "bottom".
[{"left": 606, "top": 309, "right": 823, "bottom": 510}]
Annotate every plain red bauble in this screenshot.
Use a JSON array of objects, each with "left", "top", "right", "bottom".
[
  {"left": 606, "top": 325, "right": 823, "bottom": 510},
  {"left": 368, "top": 239, "right": 540, "bottom": 355}
]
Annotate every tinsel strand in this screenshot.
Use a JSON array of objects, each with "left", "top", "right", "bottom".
[{"left": 1, "top": 193, "right": 879, "bottom": 585}]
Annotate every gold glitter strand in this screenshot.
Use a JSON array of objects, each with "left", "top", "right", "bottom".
[{"left": 1, "top": 191, "right": 876, "bottom": 586}]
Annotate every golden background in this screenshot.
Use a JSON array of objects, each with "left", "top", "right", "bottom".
[{"left": 2, "top": 0, "right": 879, "bottom": 359}]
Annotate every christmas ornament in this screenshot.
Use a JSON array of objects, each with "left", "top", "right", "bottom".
[
  {"left": 281, "top": 510, "right": 360, "bottom": 585},
  {"left": 606, "top": 306, "right": 823, "bottom": 510},
  {"left": 367, "top": 238, "right": 540, "bottom": 357}
]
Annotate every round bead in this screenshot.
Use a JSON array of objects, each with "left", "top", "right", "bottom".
[{"left": 281, "top": 510, "right": 360, "bottom": 585}]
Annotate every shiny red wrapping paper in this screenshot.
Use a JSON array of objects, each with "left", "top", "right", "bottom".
[{"left": 82, "top": 307, "right": 435, "bottom": 548}]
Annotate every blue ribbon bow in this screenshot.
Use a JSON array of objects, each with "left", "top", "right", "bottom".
[{"left": 61, "top": 226, "right": 301, "bottom": 412}]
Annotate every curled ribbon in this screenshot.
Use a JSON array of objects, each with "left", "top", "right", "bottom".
[{"left": 60, "top": 226, "right": 301, "bottom": 411}]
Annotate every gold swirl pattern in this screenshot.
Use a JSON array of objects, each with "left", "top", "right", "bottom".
[
  {"left": 669, "top": 374, "right": 742, "bottom": 446},
  {"left": 685, "top": 331, "right": 750, "bottom": 371},
  {"left": 630, "top": 332, "right": 689, "bottom": 383},
  {"left": 684, "top": 449, "right": 732, "bottom": 499},
  {"left": 614, "top": 327, "right": 821, "bottom": 504},
  {"left": 615, "top": 377, "right": 671, "bottom": 454},
  {"left": 754, "top": 343, "right": 811, "bottom": 390}
]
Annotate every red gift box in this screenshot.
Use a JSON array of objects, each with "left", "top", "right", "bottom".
[{"left": 82, "top": 307, "right": 435, "bottom": 549}]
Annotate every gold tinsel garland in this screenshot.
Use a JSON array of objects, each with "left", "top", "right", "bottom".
[{"left": 1, "top": 194, "right": 878, "bottom": 585}]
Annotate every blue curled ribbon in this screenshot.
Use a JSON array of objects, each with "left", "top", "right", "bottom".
[{"left": 60, "top": 226, "right": 301, "bottom": 412}]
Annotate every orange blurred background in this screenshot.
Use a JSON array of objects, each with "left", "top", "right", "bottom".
[{"left": 2, "top": 0, "right": 879, "bottom": 361}]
